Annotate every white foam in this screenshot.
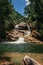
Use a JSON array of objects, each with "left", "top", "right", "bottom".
[
  {"left": 7, "top": 31, "right": 31, "bottom": 44},
  {"left": 5, "top": 37, "right": 26, "bottom": 44},
  {"left": 15, "top": 25, "right": 19, "bottom": 29},
  {"left": 3, "top": 31, "right": 31, "bottom": 44}
]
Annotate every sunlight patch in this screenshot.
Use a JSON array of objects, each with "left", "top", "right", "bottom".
[{"left": 25, "top": 0, "right": 30, "bottom": 5}]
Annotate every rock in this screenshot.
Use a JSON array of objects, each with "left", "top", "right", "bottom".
[
  {"left": 22, "top": 55, "right": 40, "bottom": 65},
  {"left": 7, "top": 35, "right": 18, "bottom": 41},
  {"left": 24, "top": 35, "right": 32, "bottom": 42},
  {"left": 32, "top": 30, "right": 40, "bottom": 38},
  {"left": 6, "top": 29, "right": 20, "bottom": 41},
  {"left": 15, "top": 22, "right": 30, "bottom": 30},
  {"left": 18, "top": 22, "right": 28, "bottom": 30}
]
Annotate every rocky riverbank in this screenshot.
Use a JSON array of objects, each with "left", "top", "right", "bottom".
[
  {"left": 5, "top": 29, "right": 43, "bottom": 44},
  {"left": 0, "top": 22, "right": 43, "bottom": 44}
]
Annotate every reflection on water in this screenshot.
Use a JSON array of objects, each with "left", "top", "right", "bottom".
[{"left": 0, "top": 43, "right": 43, "bottom": 53}]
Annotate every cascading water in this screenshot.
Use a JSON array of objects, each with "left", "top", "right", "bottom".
[
  {"left": 4, "top": 25, "right": 31, "bottom": 44},
  {"left": 8, "top": 31, "right": 31, "bottom": 44},
  {"left": 8, "top": 37, "right": 26, "bottom": 44}
]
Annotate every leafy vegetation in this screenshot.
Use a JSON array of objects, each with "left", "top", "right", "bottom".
[
  {"left": 0, "top": 0, "right": 43, "bottom": 41},
  {"left": 0, "top": 0, "right": 25, "bottom": 40},
  {"left": 24, "top": 0, "right": 43, "bottom": 41},
  {"left": 0, "top": 0, "right": 13, "bottom": 39}
]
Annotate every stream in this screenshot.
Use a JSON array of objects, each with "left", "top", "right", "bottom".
[{"left": 6, "top": 31, "right": 31, "bottom": 44}]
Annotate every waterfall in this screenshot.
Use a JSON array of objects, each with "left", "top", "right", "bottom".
[{"left": 7, "top": 37, "right": 26, "bottom": 44}]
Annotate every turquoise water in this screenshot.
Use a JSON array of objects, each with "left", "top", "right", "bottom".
[{"left": 0, "top": 43, "right": 43, "bottom": 53}]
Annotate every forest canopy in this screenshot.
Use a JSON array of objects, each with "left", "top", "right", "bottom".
[
  {"left": 0, "top": 0, "right": 25, "bottom": 39},
  {"left": 24, "top": 0, "right": 43, "bottom": 41},
  {"left": 0, "top": 0, "right": 43, "bottom": 41}
]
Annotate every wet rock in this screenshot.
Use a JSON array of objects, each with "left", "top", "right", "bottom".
[
  {"left": 7, "top": 35, "right": 19, "bottom": 41},
  {"left": 6, "top": 30, "right": 19, "bottom": 41}
]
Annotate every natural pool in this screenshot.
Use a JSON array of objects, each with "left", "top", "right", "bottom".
[
  {"left": 0, "top": 43, "right": 43, "bottom": 65},
  {"left": 0, "top": 43, "right": 43, "bottom": 53}
]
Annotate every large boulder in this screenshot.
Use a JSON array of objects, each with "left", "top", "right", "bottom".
[
  {"left": 22, "top": 55, "right": 40, "bottom": 65},
  {"left": 18, "top": 22, "right": 28, "bottom": 30}
]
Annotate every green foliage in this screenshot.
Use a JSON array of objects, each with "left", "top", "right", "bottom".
[
  {"left": 0, "top": 0, "right": 25, "bottom": 40},
  {"left": 24, "top": 0, "right": 43, "bottom": 41},
  {"left": 11, "top": 11, "right": 25, "bottom": 23},
  {"left": 24, "top": 0, "right": 43, "bottom": 23},
  {"left": 0, "top": 0, "right": 13, "bottom": 39},
  {"left": 8, "top": 22, "right": 15, "bottom": 30},
  {"left": 0, "top": 29, "right": 6, "bottom": 39}
]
